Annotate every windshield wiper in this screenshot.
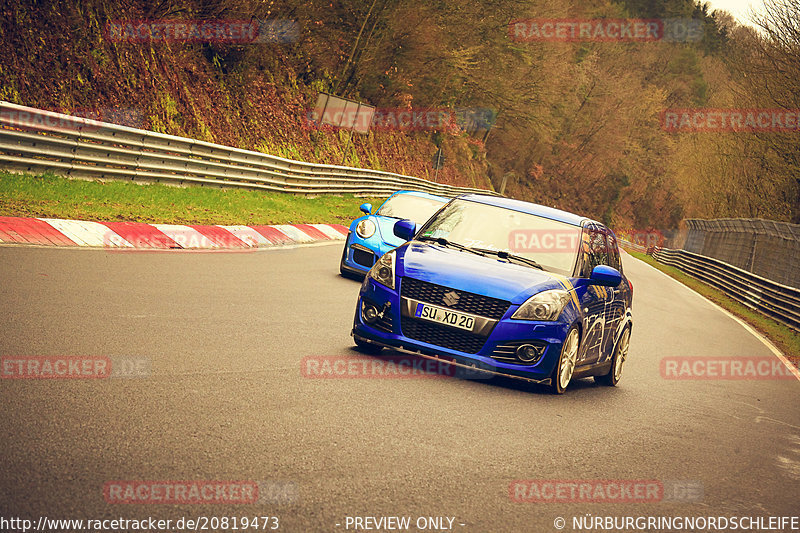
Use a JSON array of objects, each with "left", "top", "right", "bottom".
[
  {"left": 418, "top": 236, "right": 488, "bottom": 257},
  {"left": 472, "top": 248, "right": 544, "bottom": 270}
]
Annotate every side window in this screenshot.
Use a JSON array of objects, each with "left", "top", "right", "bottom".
[
  {"left": 590, "top": 230, "right": 609, "bottom": 269},
  {"left": 605, "top": 231, "right": 621, "bottom": 271},
  {"left": 579, "top": 227, "right": 609, "bottom": 277}
]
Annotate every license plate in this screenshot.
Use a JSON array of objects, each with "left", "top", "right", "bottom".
[{"left": 414, "top": 303, "right": 475, "bottom": 331}]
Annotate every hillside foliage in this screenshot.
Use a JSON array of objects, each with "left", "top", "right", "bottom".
[{"left": 1, "top": 0, "right": 798, "bottom": 227}]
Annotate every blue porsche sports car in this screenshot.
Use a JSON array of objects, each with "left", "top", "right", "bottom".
[
  {"left": 351, "top": 194, "right": 633, "bottom": 393},
  {"left": 340, "top": 190, "right": 448, "bottom": 278}
]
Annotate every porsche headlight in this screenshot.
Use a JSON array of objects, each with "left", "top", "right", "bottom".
[
  {"left": 368, "top": 250, "right": 396, "bottom": 289},
  {"left": 511, "top": 289, "right": 571, "bottom": 321},
  {"left": 356, "top": 219, "right": 376, "bottom": 239}
]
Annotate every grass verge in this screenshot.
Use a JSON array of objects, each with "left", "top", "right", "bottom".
[
  {"left": 0, "top": 171, "right": 387, "bottom": 225},
  {"left": 627, "top": 249, "right": 800, "bottom": 366}
]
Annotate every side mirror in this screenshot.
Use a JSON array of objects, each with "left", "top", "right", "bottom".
[
  {"left": 590, "top": 265, "right": 622, "bottom": 287},
  {"left": 393, "top": 219, "right": 417, "bottom": 241},
  {"left": 359, "top": 203, "right": 372, "bottom": 215}
]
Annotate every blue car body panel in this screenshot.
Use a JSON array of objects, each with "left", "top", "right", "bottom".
[
  {"left": 340, "top": 190, "right": 448, "bottom": 276},
  {"left": 351, "top": 195, "right": 633, "bottom": 386}
]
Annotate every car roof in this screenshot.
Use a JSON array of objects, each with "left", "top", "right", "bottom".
[{"left": 456, "top": 194, "right": 596, "bottom": 227}]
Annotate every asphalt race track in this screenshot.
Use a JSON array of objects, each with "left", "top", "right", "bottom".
[{"left": 1, "top": 243, "right": 798, "bottom": 532}]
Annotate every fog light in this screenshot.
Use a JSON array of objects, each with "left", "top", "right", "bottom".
[
  {"left": 516, "top": 344, "right": 542, "bottom": 363},
  {"left": 362, "top": 303, "right": 379, "bottom": 324}
]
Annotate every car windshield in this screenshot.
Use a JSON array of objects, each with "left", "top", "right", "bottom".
[
  {"left": 374, "top": 194, "right": 446, "bottom": 224},
  {"left": 416, "top": 199, "right": 581, "bottom": 275}
]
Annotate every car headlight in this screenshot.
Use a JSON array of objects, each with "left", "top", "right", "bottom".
[
  {"left": 368, "top": 250, "right": 396, "bottom": 289},
  {"left": 356, "top": 219, "right": 376, "bottom": 239},
  {"left": 511, "top": 289, "right": 571, "bottom": 321}
]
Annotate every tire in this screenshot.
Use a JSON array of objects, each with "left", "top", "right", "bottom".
[
  {"left": 354, "top": 336, "right": 383, "bottom": 354},
  {"left": 550, "top": 326, "right": 580, "bottom": 394},
  {"left": 595, "top": 326, "right": 630, "bottom": 386}
]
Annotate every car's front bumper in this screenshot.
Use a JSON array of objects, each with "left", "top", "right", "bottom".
[
  {"left": 352, "top": 277, "right": 571, "bottom": 383},
  {"left": 341, "top": 234, "right": 399, "bottom": 276}
]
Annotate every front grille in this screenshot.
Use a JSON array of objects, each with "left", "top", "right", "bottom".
[
  {"left": 400, "top": 277, "right": 510, "bottom": 319},
  {"left": 373, "top": 311, "right": 393, "bottom": 333},
  {"left": 400, "top": 316, "right": 487, "bottom": 354},
  {"left": 353, "top": 247, "right": 375, "bottom": 268}
]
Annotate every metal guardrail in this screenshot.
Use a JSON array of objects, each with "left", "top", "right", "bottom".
[
  {"left": 619, "top": 240, "right": 647, "bottom": 254},
  {"left": 683, "top": 218, "right": 800, "bottom": 290},
  {"left": 621, "top": 240, "right": 800, "bottom": 331},
  {"left": 0, "top": 101, "right": 500, "bottom": 198}
]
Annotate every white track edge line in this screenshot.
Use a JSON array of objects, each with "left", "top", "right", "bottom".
[{"left": 626, "top": 253, "right": 800, "bottom": 382}]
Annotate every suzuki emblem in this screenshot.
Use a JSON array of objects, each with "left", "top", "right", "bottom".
[{"left": 442, "top": 291, "right": 460, "bottom": 306}]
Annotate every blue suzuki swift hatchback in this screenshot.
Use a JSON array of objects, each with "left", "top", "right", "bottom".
[{"left": 351, "top": 194, "right": 633, "bottom": 393}]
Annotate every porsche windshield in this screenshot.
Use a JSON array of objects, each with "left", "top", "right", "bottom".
[
  {"left": 374, "top": 194, "right": 445, "bottom": 224},
  {"left": 417, "top": 199, "right": 581, "bottom": 275}
]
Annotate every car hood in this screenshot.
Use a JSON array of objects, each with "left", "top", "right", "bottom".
[
  {"left": 373, "top": 216, "right": 406, "bottom": 247},
  {"left": 397, "top": 241, "right": 567, "bottom": 303},
  {"left": 348, "top": 215, "right": 405, "bottom": 248}
]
